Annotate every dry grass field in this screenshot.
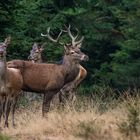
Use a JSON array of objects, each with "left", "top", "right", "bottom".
[{"left": 1, "top": 90, "right": 140, "bottom": 140}]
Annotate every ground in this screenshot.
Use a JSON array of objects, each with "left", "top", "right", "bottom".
[{"left": 1, "top": 93, "right": 140, "bottom": 140}]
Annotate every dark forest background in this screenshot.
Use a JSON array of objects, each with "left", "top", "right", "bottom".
[{"left": 0, "top": 0, "right": 140, "bottom": 92}]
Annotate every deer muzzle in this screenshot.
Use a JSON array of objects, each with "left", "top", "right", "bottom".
[{"left": 81, "top": 54, "right": 89, "bottom": 61}]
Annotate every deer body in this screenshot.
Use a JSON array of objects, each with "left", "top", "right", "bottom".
[
  {"left": 28, "top": 45, "right": 87, "bottom": 105},
  {"left": 8, "top": 58, "right": 79, "bottom": 93},
  {"left": 8, "top": 47, "right": 87, "bottom": 116},
  {"left": 0, "top": 37, "right": 23, "bottom": 127},
  {"left": 28, "top": 43, "right": 87, "bottom": 104},
  {"left": 28, "top": 26, "right": 88, "bottom": 108},
  {"left": 4, "top": 68, "right": 23, "bottom": 127}
]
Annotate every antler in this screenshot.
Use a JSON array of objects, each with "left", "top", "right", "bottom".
[
  {"left": 41, "top": 27, "right": 64, "bottom": 45},
  {"left": 41, "top": 25, "right": 84, "bottom": 48},
  {"left": 64, "top": 25, "right": 84, "bottom": 47}
]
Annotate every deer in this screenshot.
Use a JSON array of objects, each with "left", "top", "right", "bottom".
[
  {"left": 7, "top": 26, "right": 88, "bottom": 116},
  {"left": 28, "top": 26, "right": 87, "bottom": 106},
  {"left": 41, "top": 25, "right": 87, "bottom": 104},
  {"left": 28, "top": 43, "right": 44, "bottom": 63},
  {"left": 0, "top": 37, "right": 23, "bottom": 127},
  {"left": 24, "top": 43, "right": 45, "bottom": 102}
]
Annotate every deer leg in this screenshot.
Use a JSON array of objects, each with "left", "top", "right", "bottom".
[
  {"left": 0, "top": 95, "right": 5, "bottom": 123},
  {"left": 42, "top": 99, "right": 51, "bottom": 117},
  {"left": 0, "top": 101, "right": 3, "bottom": 123},
  {"left": 11, "top": 96, "right": 18, "bottom": 127},
  {"left": 51, "top": 93, "right": 60, "bottom": 107},
  {"left": 42, "top": 91, "right": 57, "bottom": 117},
  {"left": 4, "top": 97, "right": 11, "bottom": 127},
  {"left": 59, "top": 89, "right": 67, "bottom": 105},
  {"left": 65, "top": 89, "right": 76, "bottom": 104},
  {"left": 59, "top": 82, "right": 76, "bottom": 105}
]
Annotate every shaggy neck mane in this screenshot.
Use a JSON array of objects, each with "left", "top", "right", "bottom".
[{"left": 62, "top": 55, "right": 80, "bottom": 83}]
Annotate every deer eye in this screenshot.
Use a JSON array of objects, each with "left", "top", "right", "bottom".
[{"left": 70, "top": 51, "right": 75, "bottom": 54}]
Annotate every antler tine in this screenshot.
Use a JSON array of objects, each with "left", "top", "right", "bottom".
[
  {"left": 41, "top": 27, "right": 64, "bottom": 45},
  {"left": 67, "top": 25, "right": 77, "bottom": 45},
  {"left": 75, "top": 28, "right": 79, "bottom": 39},
  {"left": 41, "top": 27, "right": 57, "bottom": 43},
  {"left": 64, "top": 25, "right": 84, "bottom": 46},
  {"left": 76, "top": 36, "right": 84, "bottom": 45}
]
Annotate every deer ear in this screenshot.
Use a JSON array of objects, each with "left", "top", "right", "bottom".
[
  {"left": 4, "top": 36, "right": 11, "bottom": 46},
  {"left": 64, "top": 44, "right": 70, "bottom": 50},
  {"left": 39, "top": 43, "right": 45, "bottom": 51},
  {"left": 64, "top": 44, "right": 68, "bottom": 53},
  {"left": 39, "top": 47, "right": 44, "bottom": 52},
  {"left": 64, "top": 44, "right": 71, "bottom": 54},
  {"left": 32, "top": 43, "right": 38, "bottom": 50}
]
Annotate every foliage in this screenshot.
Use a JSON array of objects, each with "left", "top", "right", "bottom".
[
  {"left": 118, "top": 99, "right": 140, "bottom": 137},
  {"left": 0, "top": 0, "right": 140, "bottom": 91},
  {"left": 75, "top": 120, "right": 101, "bottom": 140}
]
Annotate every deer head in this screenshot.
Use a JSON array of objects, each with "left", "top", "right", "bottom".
[
  {"left": 28, "top": 43, "right": 44, "bottom": 63},
  {"left": 0, "top": 37, "right": 11, "bottom": 59},
  {"left": 41, "top": 25, "right": 88, "bottom": 62},
  {"left": 62, "top": 25, "right": 88, "bottom": 62},
  {"left": 63, "top": 44, "right": 89, "bottom": 63}
]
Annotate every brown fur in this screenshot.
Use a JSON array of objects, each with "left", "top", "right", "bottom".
[
  {"left": 4, "top": 68, "right": 23, "bottom": 127},
  {"left": 41, "top": 26, "right": 88, "bottom": 106},
  {"left": 0, "top": 37, "right": 23, "bottom": 127},
  {"left": 8, "top": 60, "right": 79, "bottom": 92},
  {"left": 8, "top": 46, "right": 88, "bottom": 116},
  {"left": 58, "top": 65, "right": 87, "bottom": 104},
  {"left": 75, "top": 65, "right": 87, "bottom": 86},
  {"left": 28, "top": 42, "right": 87, "bottom": 106},
  {"left": 26, "top": 43, "right": 44, "bottom": 101}
]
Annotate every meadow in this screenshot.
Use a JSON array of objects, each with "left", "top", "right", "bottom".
[{"left": 1, "top": 88, "right": 140, "bottom": 140}]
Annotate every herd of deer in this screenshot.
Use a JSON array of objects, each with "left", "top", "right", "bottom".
[{"left": 0, "top": 25, "right": 88, "bottom": 128}]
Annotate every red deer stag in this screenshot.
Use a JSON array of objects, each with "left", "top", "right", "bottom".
[
  {"left": 8, "top": 27, "right": 88, "bottom": 116},
  {"left": 0, "top": 37, "right": 23, "bottom": 127},
  {"left": 41, "top": 25, "right": 87, "bottom": 104}
]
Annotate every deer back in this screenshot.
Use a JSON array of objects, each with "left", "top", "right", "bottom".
[{"left": 8, "top": 60, "right": 66, "bottom": 92}]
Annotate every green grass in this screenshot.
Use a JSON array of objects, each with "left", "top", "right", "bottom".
[
  {"left": 118, "top": 97, "right": 140, "bottom": 137},
  {"left": 0, "top": 134, "right": 11, "bottom": 140}
]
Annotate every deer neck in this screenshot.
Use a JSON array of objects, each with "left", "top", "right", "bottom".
[
  {"left": 0, "top": 56, "right": 7, "bottom": 93},
  {"left": 62, "top": 55, "right": 80, "bottom": 82},
  {"left": 34, "top": 54, "right": 42, "bottom": 63},
  {"left": 37, "top": 55, "right": 43, "bottom": 63}
]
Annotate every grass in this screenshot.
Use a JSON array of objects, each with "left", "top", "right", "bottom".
[
  {"left": 1, "top": 89, "right": 140, "bottom": 140},
  {"left": 0, "top": 134, "right": 11, "bottom": 140},
  {"left": 75, "top": 120, "right": 102, "bottom": 140},
  {"left": 118, "top": 96, "right": 140, "bottom": 138}
]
